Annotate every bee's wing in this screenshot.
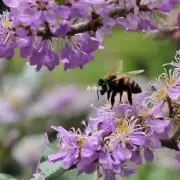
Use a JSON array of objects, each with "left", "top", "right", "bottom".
[
  {"left": 105, "top": 60, "right": 123, "bottom": 77},
  {"left": 112, "top": 70, "right": 145, "bottom": 81},
  {"left": 116, "top": 60, "right": 123, "bottom": 75}
]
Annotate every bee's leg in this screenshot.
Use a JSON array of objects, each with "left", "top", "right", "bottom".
[
  {"left": 127, "top": 87, "right": 132, "bottom": 105},
  {"left": 119, "top": 91, "right": 123, "bottom": 103},
  {"left": 110, "top": 91, "right": 116, "bottom": 109},
  {"left": 107, "top": 90, "right": 111, "bottom": 101}
]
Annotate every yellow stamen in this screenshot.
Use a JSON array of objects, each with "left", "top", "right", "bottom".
[
  {"left": 140, "top": 108, "right": 149, "bottom": 119},
  {"left": 165, "top": 78, "right": 176, "bottom": 87},
  {"left": 155, "top": 87, "right": 167, "bottom": 101},
  {"left": 3, "top": 21, "right": 12, "bottom": 29},
  {"left": 116, "top": 118, "right": 129, "bottom": 134},
  {"left": 77, "top": 137, "right": 85, "bottom": 148}
]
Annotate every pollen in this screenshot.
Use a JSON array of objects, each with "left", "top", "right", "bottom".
[
  {"left": 0, "top": 11, "right": 12, "bottom": 29},
  {"left": 155, "top": 87, "right": 167, "bottom": 101},
  {"left": 165, "top": 78, "right": 176, "bottom": 87},
  {"left": 56, "top": 16, "right": 63, "bottom": 23},
  {"left": 142, "top": 108, "right": 149, "bottom": 119},
  {"left": 116, "top": 118, "right": 129, "bottom": 135},
  {"left": 77, "top": 137, "right": 85, "bottom": 148},
  {"left": 3, "top": 21, "right": 12, "bottom": 29}
]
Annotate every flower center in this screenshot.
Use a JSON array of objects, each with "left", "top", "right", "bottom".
[
  {"left": 3, "top": 21, "right": 12, "bottom": 29},
  {"left": 155, "top": 87, "right": 167, "bottom": 101},
  {"left": 165, "top": 78, "right": 176, "bottom": 87},
  {"left": 77, "top": 137, "right": 85, "bottom": 148},
  {"left": 0, "top": 11, "right": 12, "bottom": 30},
  {"left": 116, "top": 118, "right": 129, "bottom": 135}
]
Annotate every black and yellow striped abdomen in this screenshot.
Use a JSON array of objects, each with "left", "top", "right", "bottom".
[{"left": 129, "top": 80, "right": 142, "bottom": 94}]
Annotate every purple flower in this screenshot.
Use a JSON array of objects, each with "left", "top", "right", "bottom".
[
  {"left": 146, "top": 118, "right": 170, "bottom": 134},
  {"left": 43, "top": 86, "right": 77, "bottom": 111},
  {"left": 168, "top": 85, "right": 180, "bottom": 100},
  {"left": 60, "top": 33, "right": 102, "bottom": 70},
  {"left": 158, "top": 0, "right": 180, "bottom": 12},
  {"left": 121, "top": 166, "right": 136, "bottom": 177},
  {"left": 104, "top": 170, "right": 116, "bottom": 180},
  {"left": 130, "top": 150, "right": 142, "bottom": 164},
  {"left": 0, "top": 11, "right": 16, "bottom": 60},
  {"left": 99, "top": 150, "right": 121, "bottom": 174},
  {"left": 112, "top": 144, "right": 132, "bottom": 162},
  {"left": 77, "top": 160, "right": 97, "bottom": 174},
  {"left": 60, "top": 43, "right": 94, "bottom": 70},
  {"left": 3, "top": 0, "right": 21, "bottom": 8},
  {"left": 4, "top": 0, "right": 59, "bottom": 26},
  {"left": 29, "top": 40, "right": 59, "bottom": 71},
  {"left": 144, "top": 148, "right": 154, "bottom": 161},
  {"left": 53, "top": 20, "right": 70, "bottom": 36},
  {"left": 77, "top": 136, "right": 102, "bottom": 174},
  {"left": 116, "top": 14, "right": 139, "bottom": 31},
  {"left": 48, "top": 126, "right": 80, "bottom": 169}
]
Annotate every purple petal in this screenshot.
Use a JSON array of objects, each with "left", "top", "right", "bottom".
[
  {"left": 80, "top": 37, "right": 100, "bottom": 53},
  {"left": 104, "top": 170, "right": 116, "bottom": 180},
  {"left": 3, "top": 0, "right": 20, "bottom": 8},
  {"left": 178, "top": 143, "right": 180, "bottom": 150},
  {"left": 144, "top": 148, "right": 154, "bottom": 161},
  {"left": 122, "top": 166, "right": 136, "bottom": 176},
  {"left": 77, "top": 160, "right": 97, "bottom": 174},
  {"left": 130, "top": 151, "right": 142, "bottom": 164},
  {"left": 48, "top": 152, "right": 66, "bottom": 163},
  {"left": 176, "top": 152, "right": 180, "bottom": 162},
  {"left": 129, "top": 135, "right": 147, "bottom": 146},
  {"left": 146, "top": 119, "right": 170, "bottom": 134},
  {"left": 168, "top": 86, "right": 180, "bottom": 100},
  {"left": 62, "top": 149, "right": 79, "bottom": 169}
]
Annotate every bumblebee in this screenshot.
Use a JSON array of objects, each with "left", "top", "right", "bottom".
[{"left": 97, "top": 61, "right": 144, "bottom": 109}]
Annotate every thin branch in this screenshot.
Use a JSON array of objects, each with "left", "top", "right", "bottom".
[
  {"left": 160, "top": 139, "right": 179, "bottom": 151},
  {"left": 136, "top": 0, "right": 141, "bottom": 6},
  {"left": 160, "top": 128, "right": 180, "bottom": 151},
  {"left": 172, "top": 128, "right": 180, "bottom": 141},
  {"left": 67, "top": 5, "right": 151, "bottom": 36},
  {"left": 167, "top": 97, "right": 174, "bottom": 118},
  {"left": 37, "top": 5, "right": 151, "bottom": 37},
  {"left": 151, "top": 26, "right": 179, "bottom": 39}
]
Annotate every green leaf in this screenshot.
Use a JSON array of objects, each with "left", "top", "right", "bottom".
[
  {"left": 33, "top": 161, "right": 66, "bottom": 180},
  {"left": 40, "top": 141, "right": 59, "bottom": 163},
  {"left": 0, "top": 173, "right": 17, "bottom": 180},
  {"left": 59, "top": 168, "right": 94, "bottom": 180},
  {"left": 35, "top": 160, "right": 97, "bottom": 180}
]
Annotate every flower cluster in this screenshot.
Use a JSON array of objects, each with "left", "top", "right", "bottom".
[
  {"left": 1, "top": 0, "right": 179, "bottom": 71},
  {"left": 149, "top": 50, "right": 180, "bottom": 124},
  {"left": 47, "top": 51, "right": 180, "bottom": 179},
  {"left": 151, "top": 5, "right": 180, "bottom": 41},
  {"left": 48, "top": 102, "right": 171, "bottom": 179}
]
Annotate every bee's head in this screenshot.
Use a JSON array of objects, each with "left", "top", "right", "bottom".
[{"left": 98, "top": 79, "right": 107, "bottom": 95}]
